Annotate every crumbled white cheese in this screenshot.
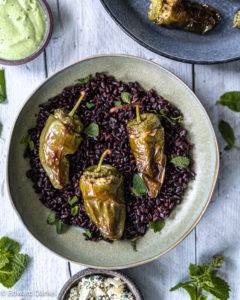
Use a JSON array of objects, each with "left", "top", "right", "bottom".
[{"left": 67, "top": 275, "right": 135, "bottom": 300}]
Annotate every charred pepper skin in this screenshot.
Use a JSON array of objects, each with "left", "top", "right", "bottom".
[
  {"left": 148, "top": 0, "right": 221, "bottom": 34},
  {"left": 127, "top": 110, "right": 166, "bottom": 198},
  {"left": 39, "top": 92, "right": 85, "bottom": 189},
  {"left": 79, "top": 151, "right": 126, "bottom": 241}
]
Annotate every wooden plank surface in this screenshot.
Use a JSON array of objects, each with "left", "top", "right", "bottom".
[
  {"left": 0, "top": 56, "right": 69, "bottom": 299},
  {"left": 194, "top": 62, "right": 240, "bottom": 299},
  {"left": 0, "top": 0, "right": 238, "bottom": 299}
]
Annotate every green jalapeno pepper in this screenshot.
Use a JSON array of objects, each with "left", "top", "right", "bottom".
[
  {"left": 148, "top": 0, "right": 221, "bottom": 35},
  {"left": 39, "top": 92, "right": 85, "bottom": 189},
  {"left": 127, "top": 105, "right": 166, "bottom": 198},
  {"left": 80, "top": 150, "right": 126, "bottom": 240}
]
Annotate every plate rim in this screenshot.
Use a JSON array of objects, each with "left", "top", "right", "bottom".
[
  {"left": 6, "top": 54, "right": 220, "bottom": 269},
  {"left": 100, "top": 0, "right": 240, "bottom": 65}
]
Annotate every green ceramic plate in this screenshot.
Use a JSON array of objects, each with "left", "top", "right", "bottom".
[{"left": 7, "top": 55, "right": 219, "bottom": 269}]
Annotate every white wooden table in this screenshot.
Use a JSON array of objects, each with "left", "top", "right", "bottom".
[{"left": 0, "top": 1, "right": 239, "bottom": 299}]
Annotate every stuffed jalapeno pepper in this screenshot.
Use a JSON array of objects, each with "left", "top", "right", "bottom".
[
  {"left": 127, "top": 105, "right": 166, "bottom": 198},
  {"left": 80, "top": 150, "right": 126, "bottom": 240},
  {"left": 39, "top": 91, "right": 85, "bottom": 189},
  {"left": 148, "top": 0, "right": 221, "bottom": 34}
]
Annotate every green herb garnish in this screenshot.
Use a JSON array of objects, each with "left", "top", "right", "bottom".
[
  {"left": 47, "top": 212, "right": 56, "bottom": 225},
  {"left": 0, "top": 237, "right": 29, "bottom": 288},
  {"left": 131, "top": 239, "right": 138, "bottom": 252},
  {"left": 170, "top": 255, "right": 230, "bottom": 300},
  {"left": 56, "top": 220, "right": 64, "bottom": 234},
  {"left": 121, "top": 92, "right": 131, "bottom": 104},
  {"left": 114, "top": 101, "right": 122, "bottom": 107},
  {"left": 76, "top": 74, "right": 92, "bottom": 85},
  {"left": 217, "top": 91, "right": 240, "bottom": 112},
  {"left": 47, "top": 212, "right": 64, "bottom": 234},
  {"left": 170, "top": 155, "right": 190, "bottom": 168},
  {"left": 149, "top": 220, "right": 165, "bottom": 233},
  {"left": 159, "top": 109, "right": 183, "bottom": 125},
  {"left": 20, "top": 135, "right": 35, "bottom": 151},
  {"left": 84, "top": 123, "right": 99, "bottom": 138},
  {"left": 86, "top": 102, "right": 95, "bottom": 109},
  {"left": 68, "top": 195, "right": 78, "bottom": 206},
  {"left": 132, "top": 174, "right": 147, "bottom": 196},
  {"left": 83, "top": 229, "right": 92, "bottom": 239},
  {"left": 71, "top": 206, "right": 79, "bottom": 216},
  {"left": 218, "top": 120, "right": 237, "bottom": 150},
  {"left": 0, "top": 69, "right": 7, "bottom": 103}
]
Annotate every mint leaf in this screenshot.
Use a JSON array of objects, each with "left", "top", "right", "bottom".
[
  {"left": 132, "top": 174, "right": 147, "bottom": 196},
  {"left": 76, "top": 74, "right": 92, "bottom": 85},
  {"left": 68, "top": 195, "right": 78, "bottom": 206},
  {"left": 131, "top": 239, "right": 138, "bottom": 252},
  {"left": 218, "top": 120, "right": 236, "bottom": 150},
  {"left": 29, "top": 140, "right": 34, "bottom": 151},
  {"left": 20, "top": 135, "right": 35, "bottom": 151},
  {"left": 0, "top": 69, "right": 7, "bottom": 103},
  {"left": 71, "top": 206, "right": 79, "bottom": 216},
  {"left": 0, "top": 237, "right": 20, "bottom": 255},
  {"left": 56, "top": 220, "right": 64, "bottom": 234},
  {"left": 203, "top": 275, "right": 230, "bottom": 300},
  {"left": 0, "top": 256, "right": 9, "bottom": 269},
  {"left": 149, "top": 220, "right": 165, "bottom": 233},
  {"left": 189, "top": 263, "right": 204, "bottom": 277},
  {"left": 170, "top": 155, "right": 190, "bottom": 168},
  {"left": 0, "top": 237, "right": 29, "bottom": 288},
  {"left": 114, "top": 101, "right": 122, "bottom": 107},
  {"left": 217, "top": 91, "right": 240, "bottom": 112},
  {"left": 84, "top": 123, "right": 99, "bottom": 138},
  {"left": 47, "top": 213, "right": 64, "bottom": 234},
  {"left": 47, "top": 212, "right": 56, "bottom": 225},
  {"left": 0, "top": 253, "right": 29, "bottom": 288},
  {"left": 86, "top": 102, "right": 95, "bottom": 109},
  {"left": 159, "top": 109, "right": 183, "bottom": 125},
  {"left": 121, "top": 92, "right": 131, "bottom": 104},
  {"left": 83, "top": 229, "right": 92, "bottom": 239},
  {"left": 170, "top": 282, "right": 197, "bottom": 300}
]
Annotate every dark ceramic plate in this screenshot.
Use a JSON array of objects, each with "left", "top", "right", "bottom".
[{"left": 100, "top": 0, "right": 240, "bottom": 64}]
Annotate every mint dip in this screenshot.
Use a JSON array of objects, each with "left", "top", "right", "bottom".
[{"left": 0, "top": 0, "right": 47, "bottom": 60}]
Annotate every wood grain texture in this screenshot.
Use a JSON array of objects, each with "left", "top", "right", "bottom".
[
  {"left": 0, "top": 18, "right": 69, "bottom": 300},
  {"left": 194, "top": 62, "right": 240, "bottom": 299},
  {"left": 0, "top": 0, "right": 238, "bottom": 299}
]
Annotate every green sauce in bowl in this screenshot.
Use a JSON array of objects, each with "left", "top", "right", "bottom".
[{"left": 0, "top": 0, "right": 47, "bottom": 60}]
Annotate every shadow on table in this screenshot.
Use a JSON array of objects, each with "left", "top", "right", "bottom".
[{"left": 122, "top": 260, "right": 163, "bottom": 300}]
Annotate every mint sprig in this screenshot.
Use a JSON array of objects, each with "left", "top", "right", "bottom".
[
  {"left": 0, "top": 237, "right": 29, "bottom": 288},
  {"left": 170, "top": 255, "right": 230, "bottom": 300}
]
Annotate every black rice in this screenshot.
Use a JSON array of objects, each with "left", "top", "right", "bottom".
[{"left": 25, "top": 73, "right": 194, "bottom": 241}]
